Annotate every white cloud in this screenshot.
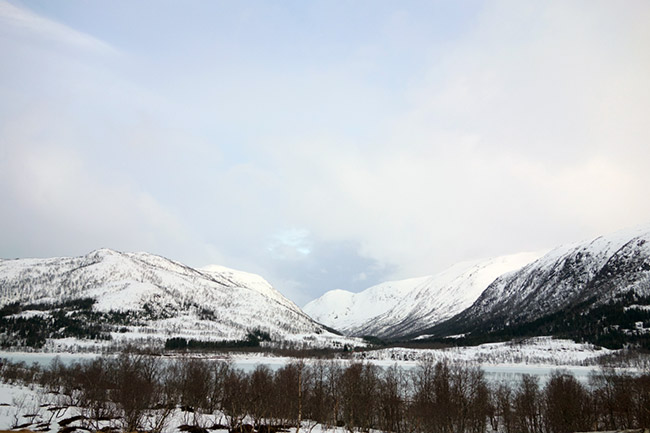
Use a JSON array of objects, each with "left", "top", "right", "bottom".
[
  {"left": 0, "top": 0, "right": 116, "bottom": 54},
  {"left": 2, "top": 0, "right": 649, "bottom": 302},
  {"left": 0, "top": 121, "right": 215, "bottom": 264},
  {"left": 0, "top": 1, "right": 224, "bottom": 266},
  {"left": 255, "top": 0, "right": 650, "bottom": 280}
]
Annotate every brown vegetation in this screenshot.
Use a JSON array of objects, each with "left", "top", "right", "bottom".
[{"left": 1, "top": 354, "right": 650, "bottom": 433}]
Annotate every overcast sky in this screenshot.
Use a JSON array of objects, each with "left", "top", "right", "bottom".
[{"left": 1, "top": 0, "right": 649, "bottom": 306}]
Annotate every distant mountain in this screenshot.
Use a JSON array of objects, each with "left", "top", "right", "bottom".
[
  {"left": 427, "top": 226, "right": 650, "bottom": 349},
  {"left": 304, "top": 252, "right": 543, "bottom": 339},
  {"left": 0, "top": 249, "right": 354, "bottom": 350},
  {"left": 303, "top": 276, "right": 428, "bottom": 334}
]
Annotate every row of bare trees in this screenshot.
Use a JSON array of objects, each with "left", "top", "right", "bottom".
[{"left": 1, "top": 354, "right": 649, "bottom": 433}]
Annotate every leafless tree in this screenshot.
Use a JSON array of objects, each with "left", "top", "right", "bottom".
[
  {"left": 178, "top": 358, "right": 213, "bottom": 424},
  {"left": 590, "top": 367, "right": 634, "bottom": 430},
  {"left": 634, "top": 372, "right": 650, "bottom": 428},
  {"left": 544, "top": 369, "right": 592, "bottom": 433},
  {"left": 273, "top": 361, "right": 303, "bottom": 428},
  {"left": 513, "top": 374, "right": 542, "bottom": 433},
  {"left": 221, "top": 367, "right": 249, "bottom": 432},
  {"left": 109, "top": 352, "right": 160, "bottom": 432},
  {"left": 377, "top": 364, "right": 408, "bottom": 433},
  {"left": 247, "top": 364, "right": 274, "bottom": 429},
  {"left": 491, "top": 383, "right": 514, "bottom": 433},
  {"left": 339, "top": 362, "right": 379, "bottom": 432},
  {"left": 74, "top": 357, "right": 116, "bottom": 430}
]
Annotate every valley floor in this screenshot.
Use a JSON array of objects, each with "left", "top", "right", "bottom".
[
  {"left": 0, "top": 335, "right": 623, "bottom": 367},
  {"left": 0, "top": 336, "right": 644, "bottom": 391},
  {"left": 0, "top": 337, "right": 648, "bottom": 433}
]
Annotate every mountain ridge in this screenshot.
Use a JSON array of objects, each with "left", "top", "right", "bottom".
[
  {"left": 304, "top": 252, "right": 544, "bottom": 339},
  {"left": 423, "top": 226, "right": 650, "bottom": 348},
  {"left": 0, "top": 248, "right": 357, "bottom": 350},
  {"left": 304, "top": 225, "right": 650, "bottom": 349}
]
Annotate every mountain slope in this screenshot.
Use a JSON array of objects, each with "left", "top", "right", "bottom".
[
  {"left": 304, "top": 252, "right": 543, "bottom": 339},
  {"left": 358, "top": 252, "right": 545, "bottom": 339},
  {"left": 303, "top": 277, "right": 429, "bottom": 333},
  {"left": 0, "top": 249, "right": 353, "bottom": 350},
  {"left": 427, "top": 226, "right": 650, "bottom": 348}
]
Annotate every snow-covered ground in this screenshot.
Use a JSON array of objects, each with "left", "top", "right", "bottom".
[
  {"left": 351, "top": 336, "right": 613, "bottom": 366},
  {"left": 0, "top": 383, "right": 48, "bottom": 431},
  {"left": 226, "top": 337, "right": 629, "bottom": 385},
  {"left": 0, "top": 380, "right": 363, "bottom": 433},
  {"left": 0, "top": 336, "right": 617, "bottom": 370}
]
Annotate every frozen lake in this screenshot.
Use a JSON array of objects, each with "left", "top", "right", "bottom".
[
  {"left": 0, "top": 350, "right": 607, "bottom": 386},
  {"left": 481, "top": 363, "right": 596, "bottom": 385}
]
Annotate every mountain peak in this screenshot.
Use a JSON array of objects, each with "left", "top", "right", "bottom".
[
  {"left": 88, "top": 247, "right": 121, "bottom": 256},
  {"left": 0, "top": 250, "right": 356, "bottom": 351},
  {"left": 427, "top": 226, "right": 650, "bottom": 344},
  {"left": 304, "top": 252, "right": 543, "bottom": 338}
]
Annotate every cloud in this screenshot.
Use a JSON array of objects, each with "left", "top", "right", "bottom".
[
  {"left": 265, "top": 237, "right": 395, "bottom": 307},
  {"left": 0, "top": 1, "right": 224, "bottom": 266},
  {"left": 0, "top": 0, "right": 116, "bottom": 55},
  {"left": 0, "top": 116, "right": 217, "bottom": 265},
  {"left": 1, "top": 0, "right": 649, "bottom": 304},
  {"left": 253, "top": 0, "right": 650, "bottom": 279}
]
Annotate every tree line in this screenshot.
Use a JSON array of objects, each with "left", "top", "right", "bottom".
[{"left": 1, "top": 353, "right": 649, "bottom": 433}]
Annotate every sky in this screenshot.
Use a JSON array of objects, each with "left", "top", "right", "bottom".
[{"left": 1, "top": 0, "right": 649, "bottom": 306}]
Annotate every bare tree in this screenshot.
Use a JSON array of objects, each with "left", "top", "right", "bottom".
[
  {"left": 378, "top": 364, "right": 408, "bottom": 433},
  {"left": 247, "top": 364, "right": 274, "bottom": 429},
  {"left": 221, "top": 368, "right": 249, "bottom": 432},
  {"left": 75, "top": 357, "right": 116, "bottom": 430},
  {"left": 325, "top": 361, "right": 344, "bottom": 429},
  {"left": 513, "top": 374, "right": 542, "bottom": 433},
  {"left": 634, "top": 372, "right": 650, "bottom": 428},
  {"left": 339, "top": 362, "right": 379, "bottom": 432},
  {"left": 273, "top": 361, "right": 303, "bottom": 428},
  {"left": 110, "top": 352, "right": 160, "bottom": 432},
  {"left": 590, "top": 367, "right": 634, "bottom": 430},
  {"left": 492, "top": 383, "right": 514, "bottom": 433},
  {"left": 544, "top": 370, "right": 592, "bottom": 433},
  {"left": 209, "top": 360, "right": 233, "bottom": 417},
  {"left": 460, "top": 365, "right": 491, "bottom": 433},
  {"left": 178, "top": 358, "right": 214, "bottom": 424}
]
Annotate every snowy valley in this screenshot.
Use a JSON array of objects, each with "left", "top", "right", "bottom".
[
  {"left": 303, "top": 252, "right": 544, "bottom": 339},
  {"left": 1, "top": 226, "right": 650, "bottom": 353},
  {"left": 1, "top": 231, "right": 650, "bottom": 433},
  {"left": 307, "top": 226, "right": 650, "bottom": 350}
]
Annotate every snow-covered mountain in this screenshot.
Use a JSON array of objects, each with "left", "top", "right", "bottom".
[
  {"left": 0, "top": 249, "right": 358, "bottom": 350},
  {"left": 302, "top": 277, "right": 428, "bottom": 334},
  {"left": 429, "top": 226, "right": 650, "bottom": 341},
  {"left": 304, "top": 252, "right": 543, "bottom": 339}
]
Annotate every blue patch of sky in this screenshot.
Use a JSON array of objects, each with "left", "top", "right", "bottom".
[{"left": 272, "top": 237, "right": 396, "bottom": 305}]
